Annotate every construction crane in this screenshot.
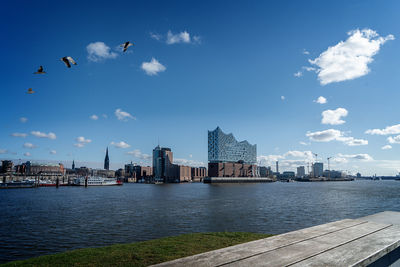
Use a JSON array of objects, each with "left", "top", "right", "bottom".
[{"left": 313, "top": 153, "right": 318, "bottom": 162}]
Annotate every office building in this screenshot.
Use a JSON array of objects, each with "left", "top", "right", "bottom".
[
  {"left": 208, "top": 127, "right": 256, "bottom": 164},
  {"left": 297, "top": 166, "right": 305, "bottom": 178},
  {"left": 153, "top": 145, "right": 174, "bottom": 182},
  {"left": 312, "top": 162, "right": 323, "bottom": 178}
]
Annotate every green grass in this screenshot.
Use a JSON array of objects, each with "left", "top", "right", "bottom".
[{"left": 3, "top": 232, "right": 272, "bottom": 267}]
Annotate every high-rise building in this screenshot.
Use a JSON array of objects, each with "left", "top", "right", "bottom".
[
  {"left": 276, "top": 161, "right": 279, "bottom": 173},
  {"left": 153, "top": 145, "right": 173, "bottom": 182},
  {"left": 104, "top": 147, "right": 110, "bottom": 170},
  {"left": 208, "top": 127, "right": 256, "bottom": 164},
  {"left": 297, "top": 166, "right": 305, "bottom": 178},
  {"left": 312, "top": 162, "right": 323, "bottom": 177},
  {"left": 72, "top": 160, "right": 75, "bottom": 170}
]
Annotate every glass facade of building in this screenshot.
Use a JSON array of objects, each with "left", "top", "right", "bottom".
[{"left": 208, "top": 127, "right": 257, "bottom": 164}]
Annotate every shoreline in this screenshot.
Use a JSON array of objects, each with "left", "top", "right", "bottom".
[{"left": 1, "top": 232, "right": 272, "bottom": 266}]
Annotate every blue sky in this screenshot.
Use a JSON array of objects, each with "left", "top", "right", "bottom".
[{"left": 1, "top": 0, "right": 400, "bottom": 175}]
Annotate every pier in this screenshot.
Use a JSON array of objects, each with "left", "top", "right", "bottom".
[{"left": 153, "top": 211, "right": 400, "bottom": 266}]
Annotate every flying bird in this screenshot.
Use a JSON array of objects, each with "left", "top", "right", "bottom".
[
  {"left": 60, "top": 56, "right": 77, "bottom": 68},
  {"left": 120, "top": 41, "right": 134, "bottom": 52},
  {"left": 27, "top": 88, "right": 35, "bottom": 94},
  {"left": 34, "top": 66, "right": 46, "bottom": 74}
]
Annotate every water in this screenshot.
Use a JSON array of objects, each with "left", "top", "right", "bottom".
[{"left": 1, "top": 180, "right": 400, "bottom": 263}]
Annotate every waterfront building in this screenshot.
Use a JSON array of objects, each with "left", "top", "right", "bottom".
[
  {"left": 92, "top": 169, "right": 115, "bottom": 178},
  {"left": 208, "top": 127, "right": 257, "bottom": 178},
  {"left": 152, "top": 145, "right": 174, "bottom": 182},
  {"left": 1, "top": 160, "right": 13, "bottom": 173},
  {"left": 124, "top": 163, "right": 153, "bottom": 182},
  {"left": 208, "top": 162, "right": 256, "bottom": 177},
  {"left": 258, "top": 166, "right": 272, "bottom": 177},
  {"left": 312, "top": 162, "right": 323, "bottom": 177},
  {"left": 282, "top": 171, "right": 295, "bottom": 178},
  {"left": 297, "top": 166, "right": 305, "bottom": 178},
  {"left": 323, "top": 170, "right": 345, "bottom": 179},
  {"left": 104, "top": 147, "right": 110, "bottom": 170},
  {"left": 191, "top": 167, "right": 207, "bottom": 182},
  {"left": 208, "top": 127, "right": 256, "bottom": 164}
]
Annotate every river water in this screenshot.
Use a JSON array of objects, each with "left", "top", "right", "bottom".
[{"left": 1, "top": 180, "right": 400, "bottom": 263}]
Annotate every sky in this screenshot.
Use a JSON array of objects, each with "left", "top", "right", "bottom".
[{"left": 1, "top": 0, "right": 400, "bottom": 175}]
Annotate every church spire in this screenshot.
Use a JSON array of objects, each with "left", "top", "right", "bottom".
[
  {"left": 104, "top": 147, "right": 109, "bottom": 170},
  {"left": 72, "top": 160, "right": 75, "bottom": 170}
]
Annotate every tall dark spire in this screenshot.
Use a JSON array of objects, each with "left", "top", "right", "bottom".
[
  {"left": 104, "top": 147, "right": 109, "bottom": 170},
  {"left": 72, "top": 160, "right": 75, "bottom": 170}
]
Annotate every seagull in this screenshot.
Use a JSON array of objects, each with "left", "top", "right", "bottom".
[
  {"left": 120, "top": 41, "right": 134, "bottom": 52},
  {"left": 34, "top": 66, "right": 46, "bottom": 74},
  {"left": 27, "top": 88, "right": 35, "bottom": 94},
  {"left": 60, "top": 56, "right": 77, "bottom": 68}
]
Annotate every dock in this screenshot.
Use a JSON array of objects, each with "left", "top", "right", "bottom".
[
  {"left": 204, "top": 177, "right": 275, "bottom": 183},
  {"left": 153, "top": 211, "right": 400, "bottom": 266}
]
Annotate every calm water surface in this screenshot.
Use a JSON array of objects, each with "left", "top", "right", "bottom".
[{"left": 1, "top": 180, "right": 400, "bottom": 263}]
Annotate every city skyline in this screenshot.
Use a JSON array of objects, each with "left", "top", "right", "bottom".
[{"left": 1, "top": 1, "right": 400, "bottom": 175}]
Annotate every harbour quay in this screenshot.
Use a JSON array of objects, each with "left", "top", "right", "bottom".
[{"left": 204, "top": 177, "right": 275, "bottom": 183}]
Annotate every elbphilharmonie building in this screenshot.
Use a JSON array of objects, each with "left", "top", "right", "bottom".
[{"left": 208, "top": 127, "right": 257, "bottom": 164}]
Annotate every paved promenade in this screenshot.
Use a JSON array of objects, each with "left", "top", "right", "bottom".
[{"left": 153, "top": 211, "right": 400, "bottom": 266}]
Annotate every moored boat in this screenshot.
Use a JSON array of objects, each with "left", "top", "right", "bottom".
[
  {"left": 0, "top": 180, "right": 35, "bottom": 189},
  {"left": 73, "top": 176, "right": 122, "bottom": 186}
]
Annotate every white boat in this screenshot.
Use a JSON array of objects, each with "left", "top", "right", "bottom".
[{"left": 73, "top": 176, "right": 122, "bottom": 186}]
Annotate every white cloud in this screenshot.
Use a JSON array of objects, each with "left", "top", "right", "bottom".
[
  {"left": 366, "top": 124, "right": 400, "bottom": 135},
  {"left": 166, "top": 30, "right": 191, "bottom": 44},
  {"left": 115, "top": 108, "right": 135, "bottom": 121},
  {"left": 150, "top": 32, "right": 162, "bottom": 41},
  {"left": 74, "top": 136, "right": 91, "bottom": 148},
  {"left": 20, "top": 117, "right": 28, "bottom": 123},
  {"left": 152, "top": 30, "right": 200, "bottom": 45},
  {"left": 0, "top": 149, "right": 8, "bottom": 154},
  {"left": 306, "top": 129, "right": 368, "bottom": 146},
  {"left": 281, "top": 96, "right": 285, "bottom": 101},
  {"left": 314, "top": 96, "right": 327, "bottom": 104},
  {"left": 126, "top": 149, "right": 151, "bottom": 159},
  {"left": 309, "top": 29, "right": 394, "bottom": 85},
  {"left": 321, "top": 108, "right": 348, "bottom": 125},
  {"left": 294, "top": 71, "right": 303, "bottom": 77},
  {"left": 388, "top": 135, "right": 400, "bottom": 144},
  {"left": 111, "top": 141, "right": 130, "bottom": 149},
  {"left": 11, "top": 133, "right": 27, "bottom": 138},
  {"left": 31, "top": 131, "right": 56, "bottom": 140},
  {"left": 299, "top": 141, "right": 309, "bottom": 146},
  {"left": 258, "top": 150, "right": 314, "bottom": 169},
  {"left": 74, "top": 143, "right": 85, "bottom": 148},
  {"left": 87, "top": 42, "right": 118, "bottom": 62},
  {"left": 24, "top": 152, "right": 31, "bottom": 157},
  {"left": 382, "top": 145, "right": 392, "bottom": 150},
  {"left": 90, "top": 114, "right": 99, "bottom": 120},
  {"left": 141, "top": 58, "right": 166, "bottom": 76},
  {"left": 303, "top": 49, "right": 310, "bottom": 55},
  {"left": 50, "top": 150, "right": 57, "bottom": 155},
  {"left": 174, "top": 158, "right": 205, "bottom": 167},
  {"left": 303, "top": 66, "right": 316, "bottom": 72},
  {"left": 23, "top": 142, "right": 37, "bottom": 149},
  {"left": 284, "top": 150, "right": 314, "bottom": 161},
  {"left": 337, "top": 153, "right": 373, "bottom": 161},
  {"left": 76, "top": 136, "right": 91, "bottom": 143}
]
